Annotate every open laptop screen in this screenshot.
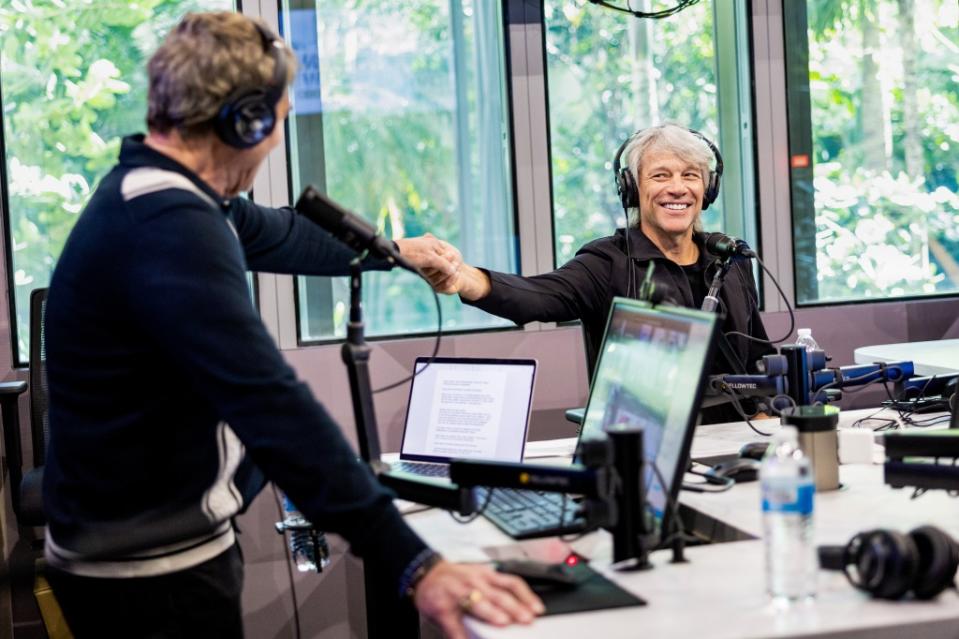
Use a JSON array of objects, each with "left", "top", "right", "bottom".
[
  {"left": 399, "top": 357, "right": 536, "bottom": 463},
  {"left": 578, "top": 298, "right": 716, "bottom": 534}
]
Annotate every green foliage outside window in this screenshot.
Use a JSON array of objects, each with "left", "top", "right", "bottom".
[
  {"left": 288, "top": 0, "right": 516, "bottom": 340},
  {"left": 0, "top": 0, "right": 231, "bottom": 361},
  {"left": 801, "top": 0, "right": 959, "bottom": 302}
]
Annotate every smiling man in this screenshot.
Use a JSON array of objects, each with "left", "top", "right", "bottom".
[{"left": 417, "top": 124, "right": 772, "bottom": 422}]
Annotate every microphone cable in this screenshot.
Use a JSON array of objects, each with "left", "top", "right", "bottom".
[
  {"left": 371, "top": 267, "right": 443, "bottom": 394},
  {"left": 723, "top": 253, "right": 797, "bottom": 346},
  {"left": 272, "top": 484, "right": 303, "bottom": 639}
]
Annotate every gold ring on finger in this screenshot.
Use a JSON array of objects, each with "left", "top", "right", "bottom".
[{"left": 458, "top": 589, "right": 483, "bottom": 613}]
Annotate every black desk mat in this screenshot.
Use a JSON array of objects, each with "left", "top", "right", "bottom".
[{"left": 530, "top": 563, "right": 646, "bottom": 616}]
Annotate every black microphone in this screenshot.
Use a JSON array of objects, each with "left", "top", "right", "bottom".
[
  {"left": 294, "top": 185, "right": 416, "bottom": 272},
  {"left": 705, "top": 232, "right": 755, "bottom": 259}
]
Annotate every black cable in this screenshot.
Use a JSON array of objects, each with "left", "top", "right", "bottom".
[
  {"left": 851, "top": 403, "right": 898, "bottom": 431},
  {"left": 724, "top": 254, "right": 796, "bottom": 345},
  {"left": 587, "top": 0, "right": 702, "bottom": 19},
  {"left": 448, "top": 486, "right": 494, "bottom": 524},
  {"left": 682, "top": 467, "right": 735, "bottom": 493},
  {"left": 720, "top": 385, "right": 773, "bottom": 436},
  {"left": 272, "top": 484, "right": 302, "bottom": 639},
  {"left": 766, "top": 393, "right": 797, "bottom": 416},
  {"left": 372, "top": 280, "right": 443, "bottom": 394}
]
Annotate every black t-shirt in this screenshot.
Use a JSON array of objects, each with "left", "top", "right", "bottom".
[{"left": 681, "top": 261, "right": 709, "bottom": 309}]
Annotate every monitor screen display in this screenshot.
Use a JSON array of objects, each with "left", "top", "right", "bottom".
[{"left": 578, "top": 299, "right": 716, "bottom": 532}]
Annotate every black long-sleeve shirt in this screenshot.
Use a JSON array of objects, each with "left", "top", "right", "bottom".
[
  {"left": 43, "top": 135, "right": 426, "bottom": 586},
  {"left": 466, "top": 227, "right": 773, "bottom": 423}
]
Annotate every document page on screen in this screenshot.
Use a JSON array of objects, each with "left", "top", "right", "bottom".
[{"left": 400, "top": 360, "right": 535, "bottom": 462}]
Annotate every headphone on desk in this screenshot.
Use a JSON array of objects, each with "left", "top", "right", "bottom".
[
  {"left": 213, "top": 23, "right": 288, "bottom": 149},
  {"left": 819, "top": 526, "right": 959, "bottom": 599},
  {"left": 612, "top": 127, "right": 724, "bottom": 212}
]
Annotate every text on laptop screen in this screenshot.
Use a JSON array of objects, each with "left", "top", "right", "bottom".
[
  {"left": 400, "top": 359, "right": 536, "bottom": 462},
  {"left": 579, "top": 301, "right": 715, "bottom": 523}
]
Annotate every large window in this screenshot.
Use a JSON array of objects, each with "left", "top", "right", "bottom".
[
  {"left": 543, "top": 0, "right": 756, "bottom": 265},
  {"left": 786, "top": 0, "right": 959, "bottom": 305},
  {"left": 282, "top": 1, "right": 516, "bottom": 341},
  {"left": 0, "top": 0, "right": 232, "bottom": 363}
]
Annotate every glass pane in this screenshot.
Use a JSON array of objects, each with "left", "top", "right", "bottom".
[
  {"left": 787, "top": 0, "right": 959, "bottom": 304},
  {"left": 544, "top": 0, "right": 740, "bottom": 266},
  {"left": 282, "top": 0, "right": 516, "bottom": 341},
  {"left": 1, "top": 0, "right": 233, "bottom": 363}
]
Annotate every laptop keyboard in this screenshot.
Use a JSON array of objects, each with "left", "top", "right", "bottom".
[
  {"left": 478, "top": 488, "right": 586, "bottom": 540},
  {"left": 393, "top": 461, "right": 450, "bottom": 479}
]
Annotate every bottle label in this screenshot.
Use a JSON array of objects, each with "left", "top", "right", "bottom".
[{"left": 762, "top": 481, "right": 814, "bottom": 515}]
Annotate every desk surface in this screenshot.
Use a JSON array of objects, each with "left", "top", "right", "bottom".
[
  {"left": 406, "top": 408, "right": 959, "bottom": 639},
  {"left": 853, "top": 339, "right": 959, "bottom": 375}
]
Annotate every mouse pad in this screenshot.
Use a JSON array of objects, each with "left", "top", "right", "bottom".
[{"left": 532, "top": 563, "right": 646, "bottom": 615}]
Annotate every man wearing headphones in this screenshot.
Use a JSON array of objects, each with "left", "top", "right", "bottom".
[
  {"left": 42, "top": 12, "right": 541, "bottom": 638},
  {"left": 423, "top": 124, "right": 772, "bottom": 423}
]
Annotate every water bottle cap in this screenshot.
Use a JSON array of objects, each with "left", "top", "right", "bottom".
[
  {"left": 797, "top": 328, "right": 812, "bottom": 337},
  {"left": 772, "top": 425, "right": 799, "bottom": 445}
]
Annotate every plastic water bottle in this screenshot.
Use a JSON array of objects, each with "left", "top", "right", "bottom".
[
  {"left": 795, "top": 328, "right": 820, "bottom": 352},
  {"left": 280, "top": 494, "right": 330, "bottom": 573},
  {"left": 760, "top": 426, "right": 816, "bottom": 605}
]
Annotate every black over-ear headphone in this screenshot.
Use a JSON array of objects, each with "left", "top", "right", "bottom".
[
  {"left": 613, "top": 127, "right": 724, "bottom": 212},
  {"left": 818, "top": 526, "right": 959, "bottom": 599},
  {"left": 214, "top": 23, "right": 288, "bottom": 149}
]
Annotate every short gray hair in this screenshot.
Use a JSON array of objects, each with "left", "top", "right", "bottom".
[
  {"left": 147, "top": 12, "right": 297, "bottom": 138},
  {"left": 621, "top": 123, "right": 716, "bottom": 228}
]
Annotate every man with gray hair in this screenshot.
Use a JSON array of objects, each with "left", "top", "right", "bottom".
[
  {"left": 42, "top": 11, "right": 541, "bottom": 638},
  {"left": 424, "top": 123, "right": 772, "bottom": 423}
]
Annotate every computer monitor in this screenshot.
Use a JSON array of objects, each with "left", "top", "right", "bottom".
[{"left": 577, "top": 297, "right": 717, "bottom": 539}]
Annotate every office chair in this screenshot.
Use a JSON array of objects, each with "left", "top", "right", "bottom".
[
  {"left": 18, "top": 287, "right": 48, "bottom": 527},
  {"left": 0, "top": 379, "right": 28, "bottom": 515}
]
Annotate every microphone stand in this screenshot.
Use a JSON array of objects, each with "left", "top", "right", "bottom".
[
  {"left": 339, "top": 255, "right": 419, "bottom": 639},
  {"left": 701, "top": 257, "right": 733, "bottom": 314},
  {"left": 700, "top": 257, "right": 748, "bottom": 375},
  {"left": 342, "top": 256, "right": 382, "bottom": 467}
]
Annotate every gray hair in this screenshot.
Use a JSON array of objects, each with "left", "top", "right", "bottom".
[
  {"left": 147, "top": 12, "right": 297, "bottom": 139},
  {"left": 621, "top": 123, "right": 716, "bottom": 229}
]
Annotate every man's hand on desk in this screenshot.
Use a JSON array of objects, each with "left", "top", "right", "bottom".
[{"left": 414, "top": 560, "right": 544, "bottom": 638}]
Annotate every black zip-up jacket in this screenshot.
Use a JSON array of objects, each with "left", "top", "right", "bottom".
[
  {"left": 467, "top": 227, "right": 773, "bottom": 421},
  {"left": 43, "top": 135, "right": 426, "bottom": 584}
]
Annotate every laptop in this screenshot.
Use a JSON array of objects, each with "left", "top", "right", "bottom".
[
  {"left": 389, "top": 357, "right": 537, "bottom": 479},
  {"left": 482, "top": 298, "right": 716, "bottom": 540}
]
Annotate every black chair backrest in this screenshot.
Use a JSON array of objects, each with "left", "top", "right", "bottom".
[{"left": 29, "top": 288, "right": 48, "bottom": 467}]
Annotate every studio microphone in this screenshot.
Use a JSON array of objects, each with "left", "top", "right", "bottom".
[
  {"left": 705, "top": 232, "right": 755, "bottom": 259},
  {"left": 294, "top": 185, "right": 416, "bottom": 272}
]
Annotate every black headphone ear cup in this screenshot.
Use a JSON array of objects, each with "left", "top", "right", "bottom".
[
  {"left": 616, "top": 168, "right": 639, "bottom": 210},
  {"left": 846, "top": 530, "right": 919, "bottom": 599},
  {"left": 702, "top": 171, "right": 720, "bottom": 210},
  {"left": 909, "top": 525, "right": 959, "bottom": 599},
  {"left": 215, "top": 90, "right": 276, "bottom": 149},
  {"left": 871, "top": 530, "right": 920, "bottom": 599}
]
